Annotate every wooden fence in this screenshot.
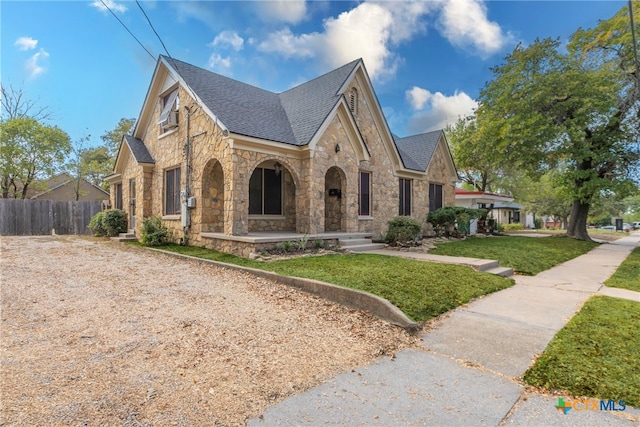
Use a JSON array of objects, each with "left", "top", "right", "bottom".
[{"left": 0, "top": 199, "right": 102, "bottom": 236}]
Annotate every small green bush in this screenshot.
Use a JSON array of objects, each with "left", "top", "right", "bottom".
[
  {"left": 385, "top": 216, "right": 422, "bottom": 245},
  {"left": 534, "top": 218, "right": 542, "bottom": 229},
  {"left": 503, "top": 223, "right": 525, "bottom": 231},
  {"left": 141, "top": 216, "right": 170, "bottom": 246},
  {"left": 427, "top": 207, "right": 485, "bottom": 237},
  {"left": 88, "top": 211, "right": 107, "bottom": 236},
  {"left": 102, "top": 209, "right": 128, "bottom": 236},
  {"left": 88, "top": 209, "right": 127, "bottom": 237}
]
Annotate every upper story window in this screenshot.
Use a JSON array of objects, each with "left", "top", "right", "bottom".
[
  {"left": 349, "top": 88, "right": 358, "bottom": 115},
  {"left": 399, "top": 178, "right": 412, "bottom": 216},
  {"left": 158, "top": 88, "right": 179, "bottom": 130},
  {"left": 358, "top": 171, "right": 371, "bottom": 216}
]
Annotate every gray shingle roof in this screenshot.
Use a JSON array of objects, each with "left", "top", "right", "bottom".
[
  {"left": 124, "top": 135, "right": 155, "bottom": 164},
  {"left": 164, "top": 56, "right": 360, "bottom": 146},
  {"left": 393, "top": 130, "right": 443, "bottom": 172}
]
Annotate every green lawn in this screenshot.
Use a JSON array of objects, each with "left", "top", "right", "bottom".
[
  {"left": 428, "top": 235, "right": 599, "bottom": 275},
  {"left": 140, "top": 244, "right": 513, "bottom": 322},
  {"left": 523, "top": 296, "right": 640, "bottom": 407},
  {"left": 605, "top": 247, "right": 640, "bottom": 292}
]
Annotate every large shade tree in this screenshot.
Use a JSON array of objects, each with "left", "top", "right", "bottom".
[
  {"left": 477, "top": 3, "right": 640, "bottom": 241},
  {"left": 0, "top": 117, "right": 71, "bottom": 198}
]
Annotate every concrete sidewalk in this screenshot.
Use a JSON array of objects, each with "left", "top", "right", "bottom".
[{"left": 249, "top": 233, "right": 640, "bottom": 426}]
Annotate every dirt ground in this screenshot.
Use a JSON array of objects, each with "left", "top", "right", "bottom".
[{"left": 0, "top": 236, "right": 416, "bottom": 426}]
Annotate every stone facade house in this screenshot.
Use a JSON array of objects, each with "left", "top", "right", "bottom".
[{"left": 108, "top": 56, "right": 458, "bottom": 256}]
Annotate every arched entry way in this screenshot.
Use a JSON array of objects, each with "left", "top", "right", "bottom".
[
  {"left": 201, "top": 159, "right": 224, "bottom": 232},
  {"left": 324, "top": 166, "right": 345, "bottom": 232}
]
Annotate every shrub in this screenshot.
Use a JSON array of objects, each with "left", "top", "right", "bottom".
[
  {"left": 384, "top": 216, "right": 422, "bottom": 245},
  {"left": 503, "top": 223, "right": 525, "bottom": 231},
  {"left": 88, "top": 211, "right": 107, "bottom": 236},
  {"left": 141, "top": 216, "right": 170, "bottom": 246},
  {"left": 102, "top": 209, "right": 128, "bottom": 236},
  {"left": 534, "top": 218, "right": 542, "bottom": 229},
  {"left": 427, "top": 207, "right": 485, "bottom": 237}
]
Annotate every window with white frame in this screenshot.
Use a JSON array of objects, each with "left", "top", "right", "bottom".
[{"left": 158, "top": 88, "right": 179, "bottom": 130}]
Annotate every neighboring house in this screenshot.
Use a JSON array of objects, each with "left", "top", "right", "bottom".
[
  {"left": 29, "top": 172, "right": 109, "bottom": 202},
  {"left": 455, "top": 189, "right": 516, "bottom": 233},
  {"left": 108, "top": 56, "right": 458, "bottom": 256},
  {"left": 489, "top": 201, "right": 522, "bottom": 225}
]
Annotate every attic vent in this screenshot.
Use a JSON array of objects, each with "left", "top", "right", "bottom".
[
  {"left": 158, "top": 88, "right": 179, "bottom": 129},
  {"left": 349, "top": 88, "right": 358, "bottom": 115}
]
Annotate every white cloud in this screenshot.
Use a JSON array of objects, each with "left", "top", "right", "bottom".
[
  {"left": 406, "top": 86, "right": 477, "bottom": 133},
  {"left": 258, "top": 2, "right": 433, "bottom": 81},
  {"left": 25, "top": 49, "right": 50, "bottom": 79},
  {"left": 211, "top": 31, "right": 244, "bottom": 52},
  {"left": 15, "top": 37, "right": 38, "bottom": 51},
  {"left": 256, "top": 0, "right": 307, "bottom": 24},
  {"left": 437, "top": 0, "right": 512, "bottom": 56},
  {"left": 90, "top": 0, "right": 128, "bottom": 13},
  {"left": 207, "top": 53, "right": 232, "bottom": 74},
  {"left": 259, "top": 27, "right": 320, "bottom": 59}
]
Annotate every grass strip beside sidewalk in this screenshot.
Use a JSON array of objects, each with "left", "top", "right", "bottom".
[
  {"left": 138, "top": 244, "right": 513, "bottom": 322},
  {"left": 523, "top": 296, "right": 640, "bottom": 407},
  {"left": 428, "top": 235, "right": 599, "bottom": 275},
  {"left": 605, "top": 247, "right": 640, "bottom": 292}
]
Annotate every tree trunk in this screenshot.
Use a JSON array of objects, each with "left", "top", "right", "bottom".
[{"left": 567, "top": 200, "right": 593, "bottom": 241}]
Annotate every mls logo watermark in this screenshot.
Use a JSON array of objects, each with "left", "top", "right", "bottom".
[{"left": 555, "top": 397, "right": 627, "bottom": 415}]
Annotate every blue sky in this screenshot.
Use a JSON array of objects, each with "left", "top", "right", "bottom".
[{"left": 1, "top": 1, "right": 626, "bottom": 148}]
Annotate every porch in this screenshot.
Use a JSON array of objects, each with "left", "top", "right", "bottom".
[{"left": 200, "top": 231, "right": 377, "bottom": 258}]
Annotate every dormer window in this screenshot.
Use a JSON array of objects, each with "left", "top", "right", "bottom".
[
  {"left": 349, "top": 88, "right": 358, "bottom": 115},
  {"left": 158, "top": 88, "right": 179, "bottom": 130}
]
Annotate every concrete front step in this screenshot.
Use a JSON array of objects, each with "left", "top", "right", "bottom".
[
  {"left": 345, "top": 243, "right": 387, "bottom": 252},
  {"left": 110, "top": 232, "right": 137, "bottom": 243},
  {"left": 339, "top": 238, "right": 374, "bottom": 247},
  {"left": 483, "top": 266, "right": 514, "bottom": 277}
]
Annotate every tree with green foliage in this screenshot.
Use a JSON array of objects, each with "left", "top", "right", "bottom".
[
  {"left": 477, "top": 3, "right": 640, "bottom": 241},
  {"left": 100, "top": 117, "right": 135, "bottom": 160},
  {"left": 0, "top": 117, "right": 71, "bottom": 198}
]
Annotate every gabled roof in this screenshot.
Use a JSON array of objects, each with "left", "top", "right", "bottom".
[
  {"left": 393, "top": 130, "right": 443, "bottom": 172},
  {"left": 164, "top": 56, "right": 360, "bottom": 146},
  {"left": 30, "top": 172, "right": 109, "bottom": 199},
  {"left": 123, "top": 135, "right": 154, "bottom": 164}
]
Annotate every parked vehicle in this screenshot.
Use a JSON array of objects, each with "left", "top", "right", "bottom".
[
  {"left": 632, "top": 222, "right": 640, "bottom": 230},
  {"left": 600, "top": 225, "right": 615, "bottom": 230}
]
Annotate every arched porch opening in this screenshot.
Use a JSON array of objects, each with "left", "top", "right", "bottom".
[
  {"left": 201, "top": 159, "right": 224, "bottom": 233},
  {"left": 248, "top": 160, "right": 297, "bottom": 232},
  {"left": 324, "top": 166, "right": 346, "bottom": 232}
]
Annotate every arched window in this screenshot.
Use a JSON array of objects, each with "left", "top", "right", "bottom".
[{"left": 349, "top": 88, "right": 358, "bottom": 115}]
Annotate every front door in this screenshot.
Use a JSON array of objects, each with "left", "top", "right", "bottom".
[
  {"left": 324, "top": 167, "right": 344, "bottom": 232},
  {"left": 129, "top": 179, "right": 136, "bottom": 230}
]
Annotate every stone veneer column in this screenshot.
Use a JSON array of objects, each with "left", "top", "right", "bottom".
[{"left": 226, "top": 149, "right": 248, "bottom": 235}]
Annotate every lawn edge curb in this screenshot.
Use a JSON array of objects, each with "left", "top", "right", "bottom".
[{"left": 142, "top": 246, "right": 421, "bottom": 333}]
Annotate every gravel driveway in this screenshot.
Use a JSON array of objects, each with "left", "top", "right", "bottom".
[{"left": 1, "top": 236, "right": 415, "bottom": 426}]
